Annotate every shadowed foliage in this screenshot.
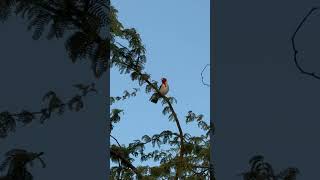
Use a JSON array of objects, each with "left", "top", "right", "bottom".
[
  {"left": 0, "top": 149, "right": 45, "bottom": 180},
  {"left": 0, "top": 0, "right": 110, "bottom": 78},
  {"left": 0, "top": 0, "right": 110, "bottom": 179},
  {"left": 0, "top": 83, "right": 97, "bottom": 138},
  {"left": 240, "top": 155, "right": 299, "bottom": 180}
]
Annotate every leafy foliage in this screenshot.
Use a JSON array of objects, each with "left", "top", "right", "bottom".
[
  {"left": 110, "top": 88, "right": 139, "bottom": 105},
  {"left": 0, "top": 83, "right": 96, "bottom": 138},
  {"left": 0, "top": 149, "right": 45, "bottom": 180},
  {"left": 0, "top": 111, "right": 16, "bottom": 138},
  {"left": 240, "top": 155, "right": 299, "bottom": 180},
  {"left": 0, "top": 0, "right": 146, "bottom": 79},
  {"left": 0, "top": 0, "right": 110, "bottom": 78}
]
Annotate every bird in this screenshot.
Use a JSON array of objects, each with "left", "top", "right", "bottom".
[{"left": 150, "top": 78, "right": 169, "bottom": 104}]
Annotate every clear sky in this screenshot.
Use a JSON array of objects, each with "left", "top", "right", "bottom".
[{"left": 110, "top": 0, "right": 210, "bottom": 168}]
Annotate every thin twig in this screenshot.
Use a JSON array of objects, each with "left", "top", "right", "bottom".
[
  {"left": 201, "top": 64, "right": 210, "bottom": 87},
  {"left": 291, "top": 7, "right": 320, "bottom": 79},
  {"left": 110, "top": 134, "right": 122, "bottom": 147},
  {"left": 110, "top": 135, "right": 124, "bottom": 179},
  {"left": 110, "top": 134, "right": 144, "bottom": 179}
]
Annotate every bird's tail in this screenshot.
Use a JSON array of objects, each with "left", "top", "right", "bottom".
[
  {"left": 150, "top": 93, "right": 159, "bottom": 104},
  {"left": 151, "top": 97, "right": 158, "bottom": 103}
]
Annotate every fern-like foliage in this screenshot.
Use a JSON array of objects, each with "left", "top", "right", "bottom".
[
  {"left": 0, "top": 0, "right": 147, "bottom": 78},
  {"left": 0, "top": 0, "right": 110, "bottom": 78}
]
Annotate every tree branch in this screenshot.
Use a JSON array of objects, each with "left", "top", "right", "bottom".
[
  {"left": 110, "top": 149, "right": 143, "bottom": 179},
  {"left": 110, "top": 134, "right": 130, "bottom": 179},
  {"left": 112, "top": 54, "right": 186, "bottom": 179},
  {"left": 110, "top": 134, "right": 122, "bottom": 147},
  {"left": 110, "top": 134, "right": 145, "bottom": 179}
]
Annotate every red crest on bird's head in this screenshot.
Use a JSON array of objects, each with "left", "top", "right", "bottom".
[{"left": 161, "top": 78, "right": 167, "bottom": 84}]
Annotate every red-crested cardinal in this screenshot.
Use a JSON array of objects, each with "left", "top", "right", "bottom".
[{"left": 150, "top": 78, "right": 169, "bottom": 104}]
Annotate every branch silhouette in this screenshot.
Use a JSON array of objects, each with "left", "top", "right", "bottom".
[
  {"left": 292, "top": 7, "right": 320, "bottom": 79},
  {"left": 0, "top": 83, "right": 97, "bottom": 138},
  {"left": 110, "top": 148, "right": 142, "bottom": 179},
  {"left": 201, "top": 63, "right": 210, "bottom": 87},
  {"left": 110, "top": 134, "right": 122, "bottom": 147},
  {"left": 110, "top": 134, "right": 143, "bottom": 178}
]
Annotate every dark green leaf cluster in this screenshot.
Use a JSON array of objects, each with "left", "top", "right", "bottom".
[
  {"left": 186, "top": 111, "right": 211, "bottom": 136},
  {"left": 110, "top": 166, "right": 135, "bottom": 180},
  {"left": 109, "top": 5, "right": 147, "bottom": 79},
  {"left": 110, "top": 108, "right": 123, "bottom": 131}
]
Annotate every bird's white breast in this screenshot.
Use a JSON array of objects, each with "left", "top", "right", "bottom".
[{"left": 159, "top": 83, "right": 169, "bottom": 95}]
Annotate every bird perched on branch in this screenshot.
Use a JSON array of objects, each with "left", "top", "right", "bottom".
[{"left": 150, "top": 78, "right": 169, "bottom": 104}]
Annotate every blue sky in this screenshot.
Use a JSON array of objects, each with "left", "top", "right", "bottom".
[{"left": 110, "top": 0, "right": 210, "bottom": 168}]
